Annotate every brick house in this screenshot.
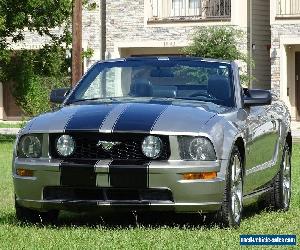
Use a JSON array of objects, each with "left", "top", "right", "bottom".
[
  {"left": 105, "top": 0, "right": 271, "bottom": 91},
  {"left": 271, "top": 0, "right": 300, "bottom": 121},
  {"left": 0, "top": 0, "right": 272, "bottom": 120}
]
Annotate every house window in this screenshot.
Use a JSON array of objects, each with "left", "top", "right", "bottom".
[
  {"left": 189, "top": 0, "right": 201, "bottom": 16},
  {"left": 148, "top": 0, "right": 231, "bottom": 21},
  {"left": 277, "top": 0, "right": 300, "bottom": 17},
  {"left": 171, "top": 0, "right": 201, "bottom": 16},
  {"left": 189, "top": 0, "right": 200, "bottom": 9},
  {"left": 152, "top": 0, "right": 158, "bottom": 17},
  {"left": 171, "top": 0, "right": 184, "bottom": 16}
]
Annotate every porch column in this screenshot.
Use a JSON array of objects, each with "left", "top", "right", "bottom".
[
  {"left": 0, "top": 82, "right": 4, "bottom": 120},
  {"left": 202, "top": 0, "right": 209, "bottom": 18}
]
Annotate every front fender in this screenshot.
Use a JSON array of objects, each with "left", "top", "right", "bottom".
[{"left": 202, "top": 115, "right": 245, "bottom": 161}]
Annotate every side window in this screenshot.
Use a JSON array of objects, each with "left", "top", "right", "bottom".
[
  {"left": 82, "top": 73, "right": 104, "bottom": 99},
  {"left": 81, "top": 67, "right": 126, "bottom": 99}
]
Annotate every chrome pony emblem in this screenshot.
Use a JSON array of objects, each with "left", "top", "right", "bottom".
[{"left": 97, "top": 141, "right": 121, "bottom": 151}]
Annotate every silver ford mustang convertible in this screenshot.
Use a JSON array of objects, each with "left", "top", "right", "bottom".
[{"left": 13, "top": 57, "right": 292, "bottom": 227}]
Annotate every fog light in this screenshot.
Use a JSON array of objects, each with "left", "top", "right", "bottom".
[
  {"left": 16, "top": 168, "right": 34, "bottom": 177},
  {"left": 142, "top": 136, "right": 162, "bottom": 159},
  {"left": 56, "top": 135, "right": 75, "bottom": 157},
  {"left": 182, "top": 172, "right": 217, "bottom": 180}
]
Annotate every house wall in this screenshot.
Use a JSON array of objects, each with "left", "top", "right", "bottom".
[
  {"left": 251, "top": 0, "right": 271, "bottom": 89},
  {"left": 82, "top": 2, "right": 102, "bottom": 68},
  {"left": 271, "top": 25, "right": 300, "bottom": 95},
  {"left": 106, "top": 0, "right": 249, "bottom": 61},
  {"left": 270, "top": 0, "right": 300, "bottom": 120},
  {"left": 270, "top": 0, "right": 300, "bottom": 96}
]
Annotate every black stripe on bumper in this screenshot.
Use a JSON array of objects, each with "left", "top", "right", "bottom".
[
  {"left": 109, "top": 160, "right": 150, "bottom": 188},
  {"left": 60, "top": 160, "right": 98, "bottom": 187}
]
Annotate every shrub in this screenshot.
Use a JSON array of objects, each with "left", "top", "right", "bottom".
[
  {"left": 14, "top": 75, "right": 69, "bottom": 116},
  {"left": 1, "top": 46, "right": 70, "bottom": 116},
  {"left": 0, "top": 134, "right": 16, "bottom": 142},
  {"left": 182, "top": 26, "right": 253, "bottom": 86}
]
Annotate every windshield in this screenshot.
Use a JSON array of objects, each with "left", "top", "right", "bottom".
[{"left": 67, "top": 58, "right": 235, "bottom": 107}]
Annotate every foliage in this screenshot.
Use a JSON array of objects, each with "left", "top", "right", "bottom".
[
  {"left": 1, "top": 46, "right": 70, "bottom": 116},
  {"left": 83, "top": 0, "right": 98, "bottom": 11},
  {"left": 14, "top": 75, "right": 69, "bottom": 116},
  {"left": 0, "top": 122, "right": 22, "bottom": 128},
  {"left": 182, "top": 26, "right": 253, "bottom": 86},
  {"left": 0, "top": 134, "right": 16, "bottom": 141},
  {"left": 0, "top": 0, "right": 75, "bottom": 116},
  {"left": 82, "top": 47, "right": 94, "bottom": 59},
  {"left": 0, "top": 0, "right": 73, "bottom": 50}
]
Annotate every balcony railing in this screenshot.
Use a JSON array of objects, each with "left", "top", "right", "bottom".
[
  {"left": 148, "top": 0, "right": 231, "bottom": 22},
  {"left": 277, "top": 0, "right": 300, "bottom": 17}
]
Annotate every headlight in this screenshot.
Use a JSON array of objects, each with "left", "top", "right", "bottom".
[
  {"left": 178, "top": 136, "right": 216, "bottom": 161},
  {"left": 56, "top": 135, "right": 75, "bottom": 157},
  {"left": 142, "top": 136, "right": 162, "bottom": 159},
  {"left": 18, "top": 135, "right": 42, "bottom": 158}
]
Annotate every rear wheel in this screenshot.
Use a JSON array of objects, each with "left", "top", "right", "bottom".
[
  {"left": 270, "top": 143, "right": 292, "bottom": 211},
  {"left": 15, "top": 197, "right": 59, "bottom": 224},
  {"left": 217, "top": 146, "right": 243, "bottom": 228}
]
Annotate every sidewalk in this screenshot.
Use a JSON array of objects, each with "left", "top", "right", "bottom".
[{"left": 291, "top": 121, "right": 300, "bottom": 142}]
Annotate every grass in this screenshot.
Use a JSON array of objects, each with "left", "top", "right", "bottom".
[
  {"left": 0, "top": 122, "right": 22, "bottom": 128},
  {"left": 0, "top": 141, "right": 299, "bottom": 249}
]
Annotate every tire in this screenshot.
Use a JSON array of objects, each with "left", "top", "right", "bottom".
[
  {"left": 15, "top": 197, "right": 59, "bottom": 224},
  {"left": 217, "top": 146, "right": 243, "bottom": 228},
  {"left": 269, "top": 143, "right": 292, "bottom": 211}
]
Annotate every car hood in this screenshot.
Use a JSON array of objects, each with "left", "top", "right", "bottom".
[{"left": 23, "top": 100, "right": 232, "bottom": 135}]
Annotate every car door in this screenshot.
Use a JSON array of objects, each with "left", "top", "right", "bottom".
[
  {"left": 263, "top": 102, "right": 282, "bottom": 180},
  {"left": 243, "top": 105, "right": 279, "bottom": 194}
]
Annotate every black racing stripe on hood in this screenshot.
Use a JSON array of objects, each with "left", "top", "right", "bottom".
[
  {"left": 109, "top": 160, "right": 150, "bottom": 188},
  {"left": 113, "top": 103, "right": 168, "bottom": 132},
  {"left": 65, "top": 104, "right": 117, "bottom": 132}
]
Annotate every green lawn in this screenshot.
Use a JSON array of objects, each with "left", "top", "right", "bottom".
[
  {"left": 0, "top": 141, "right": 299, "bottom": 249},
  {"left": 0, "top": 122, "right": 22, "bottom": 128}
]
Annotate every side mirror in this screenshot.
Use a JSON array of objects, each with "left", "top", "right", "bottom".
[
  {"left": 243, "top": 89, "right": 272, "bottom": 107},
  {"left": 50, "top": 88, "right": 71, "bottom": 104}
]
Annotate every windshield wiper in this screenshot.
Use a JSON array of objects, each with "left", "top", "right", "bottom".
[
  {"left": 173, "top": 97, "right": 212, "bottom": 102},
  {"left": 172, "top": 97, "right": 223, "bottom": 106},
  {"left": 69, "top": 96, "right": 152, "bottom": 104},
  {"left": 70, "top": 97, "right": 118, "bottom": 104}
]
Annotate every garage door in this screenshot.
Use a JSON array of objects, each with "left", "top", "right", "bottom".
[{"left": 120, "top": 47, "right": 183, "bottom": 58}]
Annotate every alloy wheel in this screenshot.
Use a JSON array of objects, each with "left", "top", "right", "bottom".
[
  {"left": 282, "top": 149, "right": 291, "bottom": 208},
  {"left": 231, "top": 155, "right": 243, "bottom": 223}
]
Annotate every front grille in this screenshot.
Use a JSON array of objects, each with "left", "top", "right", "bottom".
[
  {"left": 43, "top": 187, "right": 174, "bottom": 202},
  {"left": 49, "top": 133, "right": 170, "bottom": 161}
]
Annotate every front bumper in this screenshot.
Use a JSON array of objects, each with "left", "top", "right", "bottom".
[{"left": 13, "top": 158, "right": 228, "bottom": 213}]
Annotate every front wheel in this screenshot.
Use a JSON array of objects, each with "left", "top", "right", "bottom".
[{"left": 217, "top": 146, "right": 243, "bottom": 228}]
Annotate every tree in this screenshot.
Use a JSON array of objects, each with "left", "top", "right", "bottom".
[
  {"left": 0, "top": 0, "right": 98, "bottom": 116},
  {"left": 0, "top": 0, "right": 73, "bottom": 116},
  {"left": 182, "top": 26, "right": 252, "bottom": 86},
  {"left": 0, "top": 0, "right": 73, "bottom": 50}
]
